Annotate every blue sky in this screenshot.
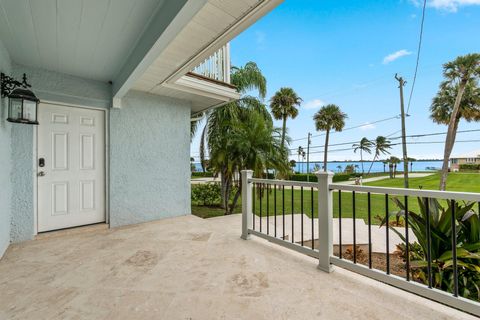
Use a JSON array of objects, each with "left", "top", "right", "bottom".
[{"left": 191, "top": 0, "right": 480, "bottom": 162}]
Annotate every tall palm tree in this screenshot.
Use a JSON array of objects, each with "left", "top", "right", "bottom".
[
  {"left": 313, "top": 104, "right": 348, "bottom": 172},
  {"left": 353, "top": 137, "right": 373, "bottom": 174},
  {"left": 433, "top": 54, "right": 480, "bottom": 190},
  {"left": 366, "top": 136, "right": 392, "bottom": 175},
  {"left": 269, "top": 87, "right": 302, "bottom": 151}
]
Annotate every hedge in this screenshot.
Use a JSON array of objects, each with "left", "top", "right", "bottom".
[
  {"left": 459, "top": 164, "right": 480, "bottom": 171},
  {"left": 288, "top": 173, "right": 351, "bottom": 183},
  {"left": 191, "top": 172, "right": 214, "bottom": 177}
]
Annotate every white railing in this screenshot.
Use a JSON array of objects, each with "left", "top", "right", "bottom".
[
  {"left": 240, "top": 170, "right": 480, "bottom": 317},
  {"left": 191, "top": 44, "right": 231, "bottom": 83}
]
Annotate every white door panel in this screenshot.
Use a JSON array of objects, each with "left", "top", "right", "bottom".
[{"left": 37, "top": 103, "right": 105, "bottom": 232}]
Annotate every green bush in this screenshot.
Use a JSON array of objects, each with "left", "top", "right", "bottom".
[
  {"left": 191, "top": 183, "right": 221, "bottom": 206},
  {"left": 385, "top": 197, "right": 480, "bottom": 301},
  {"left": 459, "top": 164, "right": 480, "bottom": 171},
  {"left": 288, "top": 173, "right": 351, "bottom": 183},
  {"left": 191, "top": 172, "right": 214, "bottom": 178}
]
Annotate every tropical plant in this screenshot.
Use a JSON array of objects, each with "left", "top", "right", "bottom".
[
  {"left": 353, "top": 137, "right": 373, "bottom": 174},
  {"left": 388, "top": 156, "right": 401, "bottom": 178},
  {"left": 269, "top": 87, "right": 302, "bottom": 151},
  {"left": 384, "top": 198, "right": 480, "bottom": 301},
  {"left": 431, "top": 54, "right": 480, "bottom": 190},
  {"left": 336, "top": 165, "right": 343, "bottom": 172},
  {"left": 366, "top": 136, "right": 392, "bottom": 175},
  {"left": 313, "top": 104, "right": 348, "bottom": 172},
  {"left": 199, "top": 62, "right": 274, "bottom": 212}
]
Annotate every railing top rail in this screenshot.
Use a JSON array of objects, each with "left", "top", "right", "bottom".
[
  {"left": 248, "top": 178, "right": 317, "bottom": 188},
  {"left": 330, "top": 183, "right": 480, "bottom": 202}
]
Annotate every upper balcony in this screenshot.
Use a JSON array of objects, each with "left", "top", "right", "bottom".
[{"left": 190, "top": 44, "right": 231, "bottom": 85}]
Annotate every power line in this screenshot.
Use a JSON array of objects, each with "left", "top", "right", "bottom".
[
  {"left": 406, "top": 0, "right": 427, "bottom": 114},
  {"left": 290, "top": 128, "right": 480, "bottom": 152},
  {"left": 291, "top": 115, "right": 400, "bottom": 142}
]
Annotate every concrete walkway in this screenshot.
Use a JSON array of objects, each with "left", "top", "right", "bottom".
[{"left": 0, "top": 214, "right": 473, "bottom": 319}]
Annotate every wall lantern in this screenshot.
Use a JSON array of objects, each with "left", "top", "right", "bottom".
[{"left": 1, "top": 73, "right": 39, "bottom": 125}]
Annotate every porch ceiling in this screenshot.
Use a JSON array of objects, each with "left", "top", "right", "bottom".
[
  {"left": 0, "top": 0, "right": 165, "bottom": 82},
  {"left": 0, "top": 215, "right": 474, "bottom": 319}
]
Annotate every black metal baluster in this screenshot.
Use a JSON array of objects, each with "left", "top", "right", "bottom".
[
  {"left": 353, "top": 191, "right": 356, "bottom": 263},
  {"left": 385, "top": 194, "right": 390, "bottom": 275},
  {"left": 266, "top": 184, "right": 270, "bottom": 235},
  {"left": 274, "top": 185, "right": 277, "bottom": 237},
  {"left": 451, "top": 199, "right": 458, "bottom": 297},
  {"left": 405, "top": 196, "right": 410, "bottom": 281},
  {"left": 291, "top": 186, "right": 295, "bottom": 243},
  {"left": 259, "top": 184, "right": 263, "bottom": 233},
  {"left": 339, "top": 190, "right": 342, "bottom": 259},
  {"left": 311, "top": 187, "right": 314, "bottom": 250},
  {"left": 252, "top": 183, "right": 256, "bottom": 231},
  {"left": 282, "top": 185, "right": 285, "bottom": 240},
  {"left": 425, "top": 198, "right": 433, "bottom": 288},
  {"left": 301, "top": 186, "right": 304, "bottom": 246},
  {"left": 367, "top": 192, "right": 372, "bottom": 268}
]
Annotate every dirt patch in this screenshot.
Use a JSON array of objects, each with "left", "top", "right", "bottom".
[
  {"left": 124, "top": 250, "right": 159, "bottom": 268},
  {"left": 340, "top": 246, "right": 407, "bottom": 277},
  {"left": 229, "top": 272, "right": 269, "bottom": 297}
]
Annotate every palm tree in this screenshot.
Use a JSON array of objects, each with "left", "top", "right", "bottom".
[
  {"left": 353, "top": 137, "right": 373, "bottom": 174},
  {"left": 200, "top": 62, "right": 269, "bottom": 210},
  {"left": 269, "top": 87, "right": 302, "bottom": 151},
  {"left": 224, "top": 111, "right": 288, "bottom": 214},
  {"left": 336, "top": 165, "right": 343, "bottom": 173},
  {"left": 366, "top": 136, "right": 392, "bottom": 175},
  {"left": 389, "top": 156, "right": 401, "bottom": 178},
  {"left": 313, "top": 104, "right": 348, "bottom": 172},
  {"left": 432, "top": 54, "right": 480, "bottom": 190}
]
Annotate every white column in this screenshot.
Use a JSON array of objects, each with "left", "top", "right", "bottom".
[
  {"left": 316, "top": 171, "right": 334, "bottom": 273},
  {"left": 241, "top": 170, "right": 253, "bottom": 240}
]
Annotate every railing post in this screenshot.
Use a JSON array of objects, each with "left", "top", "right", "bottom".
[
  {"left": 241, "top": 170, "right": 253, "bottom": 240},
  {"left": 316, "top": 171, "right": 334, "bottom": 273}
]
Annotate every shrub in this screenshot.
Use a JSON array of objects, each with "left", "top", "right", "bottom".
[
  {"left": 191, "top": 183, "right": 221, "bottom": 206},
  {"left": 191, "top": 172, "right": 214, "bottom": 178},
  {"left": 385, "top": 197, "right": 480, "bottom": 301},
  {"left": 459, "top": 164, "right": 480, "bottom": 171},
  {"left": 288, "top": 173, "right": 350, "bottom": 183}
]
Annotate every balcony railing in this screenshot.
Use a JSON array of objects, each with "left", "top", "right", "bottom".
[
  {"left": 240, "top": 170, "right": 480, "bottom": 317},
  {"left": 191, "top": 44, "right": 231, "bottom": 83}
]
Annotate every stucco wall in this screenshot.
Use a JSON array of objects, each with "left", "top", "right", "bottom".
[
  {"left": 109, "top": 91, "right": 191, "bottom": 227},
  {"left": 0, "top": 39, "right": 12, "bottom": 256},
  {"left": 9, "top": 64, "right": 111, "bottom": 242}
]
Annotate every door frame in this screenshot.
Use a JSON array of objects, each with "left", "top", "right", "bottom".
[{"left": 33, "top": 100, "right": 110, "bottom": 234}]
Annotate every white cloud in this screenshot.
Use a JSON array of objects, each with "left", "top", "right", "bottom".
[
  {"left": 359, "top": 123, "right": 376, "bottom": 131},
  {"left": 303, "top": 99, "right": 325, "bottom": 110},
  {"left": 411, "top": 0, "right": 480, "bottom": 12},
  {"left": 382, "top": 49, "right": 412, "bottom": 64}
]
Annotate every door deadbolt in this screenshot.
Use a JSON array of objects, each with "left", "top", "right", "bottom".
[{"left": 39, "top": 158, "right": 45, "bottom": 167}]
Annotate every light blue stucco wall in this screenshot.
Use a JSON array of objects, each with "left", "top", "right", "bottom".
[
  {"left": 9, "top": 64, "right": 111, "bottom": 243},
  {"left": 0, "top": 39, "right": 12, "bottom": 257},
  {"left": 109, "top": 91, "right": 191, "bottom": 227},
  {"left": 4, "top": 62, "right": 191, "bottom": 245}
]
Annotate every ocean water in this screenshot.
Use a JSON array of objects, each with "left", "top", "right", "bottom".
[{"left": 192, "top": 160, "right": 443, "bottom": 173}]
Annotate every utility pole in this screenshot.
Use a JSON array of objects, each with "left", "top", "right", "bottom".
[
  {"left": 306, "top": 132, "right": 312, "bottom": 182},
  {"left": 395, "top": 73, "right": 409, "bottom": 188}
]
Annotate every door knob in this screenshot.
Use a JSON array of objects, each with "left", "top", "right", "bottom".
[{"left": 38, "top": 171, "right": 46, "bottom": 177}]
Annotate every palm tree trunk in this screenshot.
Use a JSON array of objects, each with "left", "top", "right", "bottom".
[
  {"left": 281, "top": 115, "right": 287, "bottom": 151},
  {"left": 199, "top": 126, "right": 207, "bottom": 173},
  {"left": 230, "top": 177, "right": 242, "bottom": 214},
  {"left": 323, "top": 129, "right": 330, "bottom": 172},
  {"left": 366, "top": 156, "right": 377, "bottom": 175},
  {"left": 439, "top": 80, "right": 467, "bottom": 191},
  {"left": 360, "top": 150, "right": 364, "bottom": 174}
]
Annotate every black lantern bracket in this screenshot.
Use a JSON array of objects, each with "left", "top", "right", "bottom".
[{"left": 1, "top": 72, "right": 32, "bottom": 97}]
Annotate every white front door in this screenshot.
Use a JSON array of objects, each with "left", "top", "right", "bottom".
[{"left": 37, "top": 103, "right": 105, "bottom": 232}]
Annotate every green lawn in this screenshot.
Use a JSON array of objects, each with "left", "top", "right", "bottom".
[
  {"left": 192, "top": 173, "right": 480, "bottom": 221},
  {"left": 365, "top": 172, "right": 480, "bottom": 193}
]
